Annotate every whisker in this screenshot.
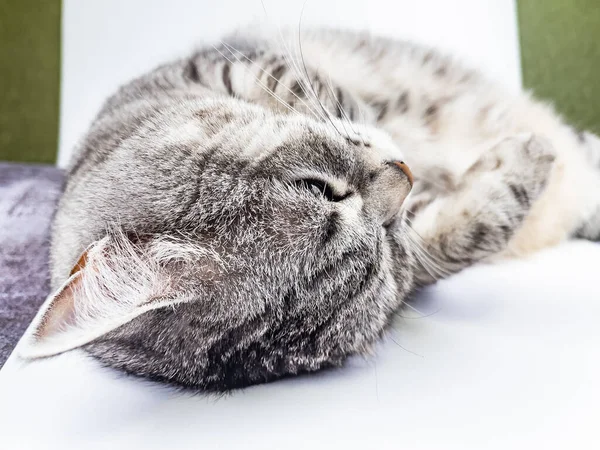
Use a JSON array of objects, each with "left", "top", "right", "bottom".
[
  {"left": 296, "top": 4, "right": 345, "bottom": 138},
  {"left": 410, "top": 173, "right": 449, "bottom": 193},
  {"left": 258, "top": 1, "right": 347, "bottom": 140},
  {"left": 402, "top": 221, "right": 453, "bottom": 279},
  {"left": 212, "top": 44, "right": 300, "bottom": 116},
  {"left": 396, "top": 304, "right": 442, "bottom": 319},
  {"left": 388, "top": 333, "right": 424, "bottom": 357},
  {"left": 323, "top": 74, "right": 364, "bottom": 144},
  {"left": 220, "top": 41, "right": 325, "bottom": 122},
  {"left": 319, "top": 70, "right": 354, "bottom": 138},
  {"left": 402, "top": 301, "right": 429, "bottom": 316},
  {"left": 409, "top": 242, "right": 444, "bottom": 280},
  {"left": 355, "top": 99, "right": 373, "bottom": 143},
  {"left": 259, "top": 1, "right": 325, "bottom": 121}
]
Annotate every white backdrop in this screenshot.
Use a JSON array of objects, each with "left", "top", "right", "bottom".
[{"left": 58, "top": 0, "right": 522, "bottom": 166}]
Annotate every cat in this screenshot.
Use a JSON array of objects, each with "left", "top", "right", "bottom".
[{"left": 20, "top": 28, "right": 600, "bottom": 391}]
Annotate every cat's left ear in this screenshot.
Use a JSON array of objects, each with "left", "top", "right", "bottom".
[{"left": 19, "top": 236, "right": 196, "bottom": 359}]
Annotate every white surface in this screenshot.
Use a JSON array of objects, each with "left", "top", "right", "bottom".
[
  {"left": 1, "top": 241, "right": 599, "bottom": 449},
  {"left": 58, "top": 0, "right": 522, "bottom": 166}
]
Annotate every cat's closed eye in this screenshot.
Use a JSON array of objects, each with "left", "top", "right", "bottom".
[{"left": 295, "top": 179, "right": 351, "bottom": 202}]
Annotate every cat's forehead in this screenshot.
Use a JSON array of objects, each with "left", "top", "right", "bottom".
[
  {"left": 243, "top": 115, "right": 406, "bottom": 177},
  {"left": 301, "top": 119, "right": 406, "bottom": 171},
  {"left": 357, "top": 124, "right": 406, "bottom": 166},
  {"left": 163, "top": 100, "right": 405, "bottom": 177}
]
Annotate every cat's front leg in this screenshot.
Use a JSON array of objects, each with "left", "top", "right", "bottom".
[{"left": 404, "top": 134, "right": 555, "bottom": 286}]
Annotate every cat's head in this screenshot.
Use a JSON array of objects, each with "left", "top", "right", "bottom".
[{"left": 22, "top": 99, "right": 414, "bottom": 391}]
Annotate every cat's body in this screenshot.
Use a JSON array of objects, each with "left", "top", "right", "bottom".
[
  {"left": 222, "top": 28, "right": 600, "bottom": 255},
  {"left": 22, "top": 28, "right": 599, "bottom": 391}
]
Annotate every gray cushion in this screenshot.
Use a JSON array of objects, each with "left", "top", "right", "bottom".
[{"left": 0, "top": 163, "right": 64, "bottom": 366}]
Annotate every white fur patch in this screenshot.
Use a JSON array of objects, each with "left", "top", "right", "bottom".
[{"left": 20, "top": 233, "right": 221, "bottom": 359}]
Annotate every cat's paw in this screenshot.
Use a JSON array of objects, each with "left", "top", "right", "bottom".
[{"left": 466, "top": 134, "right": 556, "bottom": 206}]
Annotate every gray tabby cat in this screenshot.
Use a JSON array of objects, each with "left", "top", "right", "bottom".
[{"left": 21, "top": 29, "right": 600, "bottom": 391}]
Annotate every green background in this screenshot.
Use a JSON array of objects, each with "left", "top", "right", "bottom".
[
  {"left": 0, "top": 1, "right": 598, "bottom": 163},
  {"left": 0, "top": 0, "right": 61, "bottom": 164},
  {"left": 517, "top": 0, "right": 600, "bottom": 134}
]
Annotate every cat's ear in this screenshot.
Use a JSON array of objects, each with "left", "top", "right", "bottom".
[{"left": 19, "top": 235, "right": 194, "bottom": 359}]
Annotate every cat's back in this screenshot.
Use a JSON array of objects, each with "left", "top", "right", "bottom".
[{"left": 234, "top": 27, "right": 489, "bottom": 102}]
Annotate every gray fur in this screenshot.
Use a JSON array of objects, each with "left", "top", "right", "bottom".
[{"left": 44, "top": 29, "right": 567, "bottom": 391}]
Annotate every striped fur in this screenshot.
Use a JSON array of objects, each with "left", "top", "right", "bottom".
[{"left": 21, "top": 28, "right": 598, "bottom": 391}]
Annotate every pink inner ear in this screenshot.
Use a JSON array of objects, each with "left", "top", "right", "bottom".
[
  {"left": 69, "top": 250, "right": 89, "bottom": 276},
  {"left": 34, "top": 274, "right": 81, "bottom": 340},
  {"left": 21, "top": 235, "right": 205, "bottom": 359}
]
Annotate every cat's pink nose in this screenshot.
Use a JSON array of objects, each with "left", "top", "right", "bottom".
[{"left": 388, "top": 161, "right": 414, "bottom": 186}]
